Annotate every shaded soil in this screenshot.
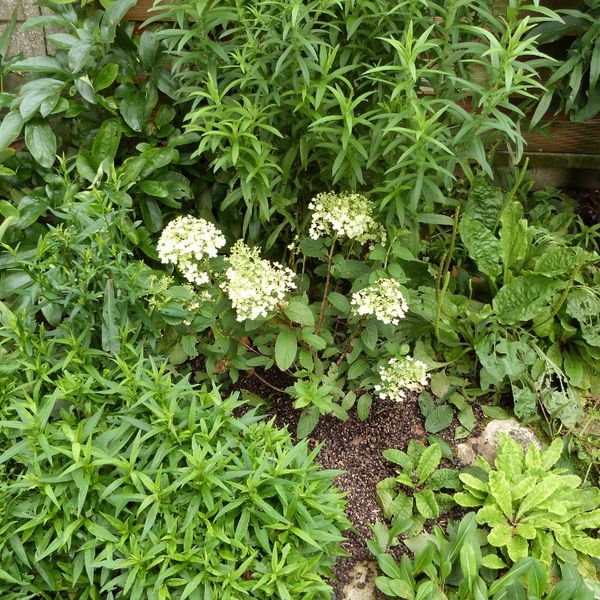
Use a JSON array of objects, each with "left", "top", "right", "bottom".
[
  {"left": 569, "top": 187, "right": 600, "bottom": 225},
  {"left": 232, "top": 368, "right": 478, "bottom": 598}
]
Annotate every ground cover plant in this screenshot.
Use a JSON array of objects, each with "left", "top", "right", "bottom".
[{"left": 0, "top": 0, "right": 599, "bottom": 597}]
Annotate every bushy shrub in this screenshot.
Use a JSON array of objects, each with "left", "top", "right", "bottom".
[
  {"left": 0, "top": 343, "right": 349, "bottom": 599},
  {"left": 158, "top": 0, "right": 553, "bottom": 239}
]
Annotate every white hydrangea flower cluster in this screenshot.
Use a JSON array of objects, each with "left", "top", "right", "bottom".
[
  {"left": 157, "top": 215, "right": 226, "bottom": 285},
  {"left": 308, "top": 192, "right": 386, "bottom": 245},
  {"left": 350, "top": 278, "right": 408, "bottom": 325},
  {"left": 375, "top": 356, "right": 429, "bottom": 403},
  {"left": 221, "top": 240, "right": 296, "bottom": 321}
]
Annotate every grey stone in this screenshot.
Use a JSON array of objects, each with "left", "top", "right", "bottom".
[
  {"left": 456, "top": 418, "right": 541, "bottom": 467},
  {"left": 342, "top": 562, "right": 378, "bottom": 600},
  {"left": 6, "top": 23, "right": 45, "bottom": 58},
  {"left": 0, "top": 0, "right": 40, "bottom": 21}
]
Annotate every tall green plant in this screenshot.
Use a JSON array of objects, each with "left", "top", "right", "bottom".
[{"left": 158, "top": 0, "right": 555, "bottom": 240}]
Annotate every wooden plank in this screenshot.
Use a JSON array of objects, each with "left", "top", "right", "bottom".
[
  {"left": 125, "top": 0, "right": 588, "bottom": 21},
  {"left": 524, "top": 119, "right": 600, "bottom": 155},
  {"left": 126, "top": 0, "right": 156, "bottom": 21}
]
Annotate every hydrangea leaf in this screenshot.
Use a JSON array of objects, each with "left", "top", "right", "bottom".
[{"left": 274, "top": 329, "right": 297, "bottom": 371}]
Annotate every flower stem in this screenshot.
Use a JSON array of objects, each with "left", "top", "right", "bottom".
[{"left": 316, "top": 235, "right": 337, "bottom": 333}]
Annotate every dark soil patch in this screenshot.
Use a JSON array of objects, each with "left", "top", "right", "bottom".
[
  {"left": 568, "top": 187, "right": 600, "bottom": 225},
  {"left": 232, "top": 368, "right": 479, "bottom": 598}
]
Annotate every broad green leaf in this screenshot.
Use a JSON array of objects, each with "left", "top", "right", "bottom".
[
  {"left": 94, "top": 63, "right": 119, "bottom": 90},
  {"left": 328, "top": 291, "right": 350, "bottom": 315},
  {"left": 296, "top": 406, "right": 320, "bottom": 438},
  {"left": 541, "top": 438, "right": 564, "bottom": 470},
  {"left": 119, "top": 92, "right": 146, "bottom": 132},
  {"left": 515, "top": 523, "right": 536, "bottom": 540},
  {"left": 415, "top": 490, "right": 439, "bottom": 519},
  {"left": 0, "top": 110, "right": 23, "bottom": 149},
  {"left": 506, "top": 535, "right": 529, "bottom": 562},
  {"left": 534, "top": 247, "right": 582, "bottom": 278},
  {"left": 424, "top": 405, "right": 453, "bottom": 433},
  {"left": 284, "top": 300, "right": 315, "bottom": 326},
  {"left": 464, "top": 177, "right": 504, "bottom": 229},
  {"left": 487, "top": 523, "right": 512, "bottom": 548},
  {"left": 481, "top": 554, "right": 507, "bottom": 569},
  {"left": 377, "top": 554, "right": 403, "bottom": 579},
  {"left": 459, "top": 473, "right": 488, "bottom": 494},
  {"left": 460, "top": 542, "right": 478, "bottom": 583},
  {"left": 517, "top": 475, "right": 568, "bottom": 519},
  {"left": 488, "top": 471, "right": 513, "bottom": 519},
  {"left": 414, "top": 542, "right": 435, "bottom": 574},
  {"left": 494, "top": 434, "right": 524, "bottom": 480},
  {"left": 389, "top": 492, "right": 414, "bottom": 521},
  {"left": 416, "top": 444, "right": 442, "bottom": 485},
  {"left": 389, "top": 579, "right": 415, "bottom": 599},
  {"left": 383, "top": 449, "right": 413, "bottom": 471},
  {"left": 139, "top": 197, "right": 163, "bottom": 233},
  {"left": 24, "top": 122, "right": 56, "bottom": 168},
  {"left": 454, "top": 492, "right": 483, "bottom": 507},
  {"left": 476, "top": 506, "right": 506, "bottom": 528},
  {"left": 493, "top": 275, "right": 561, "bottom": 325},
  {"left": 459, "top": 216, "right": 501, "bottom": 280},
  {"left": 274, "top": 329, "right": 297, "bottom": 371},
  {"left": 499, "top": 201, "right": 528, "bottom": 273},
  {"left": 103, "top": 0, "right": 137, "bottom": 27},
  {"left": 92, "top": 118, "right": 121, "bottom": 165},
  {"left": 488, "top": 558, "right": 534, "bottom": 596}
]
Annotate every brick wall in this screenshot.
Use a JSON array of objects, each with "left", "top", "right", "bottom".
[{"left": 0, "top": 0, "right": 47, "bottom": 89}]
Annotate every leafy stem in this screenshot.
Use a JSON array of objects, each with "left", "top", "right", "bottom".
[{"left": 316, "top": 234, "right": 337, "bottom": 334}]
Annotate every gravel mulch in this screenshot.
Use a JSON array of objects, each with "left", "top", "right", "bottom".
[{"left": 233, "top": 368, "right": 476, "bottom": 598}]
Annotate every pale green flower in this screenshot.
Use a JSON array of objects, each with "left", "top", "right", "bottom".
[
  {"left": 222, "top": 241, "right": 296, "bottom": 321},
  {"left": 351, "top": 278, "right": 408, "bottom": 325},
  {"left": 375, "top": 356, "right": 429, "bottom": 403}
]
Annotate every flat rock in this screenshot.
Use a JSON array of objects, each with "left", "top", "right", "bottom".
[
  {"left": 456, "top": 418, "right": 541, "bottom": 467},
  {"left": 342, "top": 561, "right": 378, "bottom": 600}
]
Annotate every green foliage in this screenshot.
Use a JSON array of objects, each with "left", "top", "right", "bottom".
[
  {"left": 367, "top": 514, "right": 595, "bottom": 599},
  {"left": 170, "top": 202, "right": 434, "bottom": 430},
  {"left": 376, "top": 441, "right": 461, "bottom": 533},
  {"left": 531, "top": 0, "right": 600, "bottom": 123},
  {"left": 399, "top": 175, "right": 600, "bottom": 428},
  {"left": 455, "top": 434, "right": 600, "bottom": 572},
  {"left": 0, "top": 338, "right": 349, "bottom": 599},
  {"left": 0, "top": 1, "right": 197, "bottom": 243},
  {"left": 158, "top": 0, "right": 553, "bottom": 237}
]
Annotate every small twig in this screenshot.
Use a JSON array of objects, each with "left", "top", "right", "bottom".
[{"left": 251, "top": 370, "right": 287, "bottom": 395}]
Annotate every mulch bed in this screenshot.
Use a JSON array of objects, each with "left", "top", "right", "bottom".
[{"left": 232, "top": 368, "right": 476, "bottom": 598}]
